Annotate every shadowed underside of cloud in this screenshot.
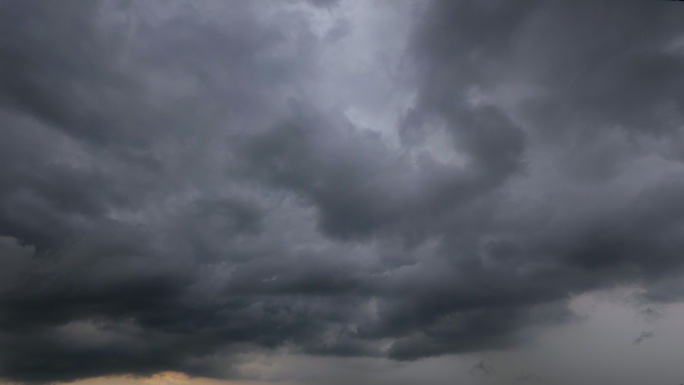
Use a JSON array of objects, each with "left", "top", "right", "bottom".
[{"left": 2, "top": 0, "right": 684, "bottom": 383}]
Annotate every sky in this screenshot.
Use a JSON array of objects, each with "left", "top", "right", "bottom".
[{"left": 2, "top": 1, "right": 684, "bottom": 384}]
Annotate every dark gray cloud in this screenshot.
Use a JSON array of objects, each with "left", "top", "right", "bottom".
[
  {"left": 639, "top": 306, "right": 665, "bottom": 322},
  {"left": 470, "top": 359, "right": 495, "bottom": 376},
  {"left": 1, "top": 0, "right": 684, "bottom": 384},
  {"left": 634, "top": 330, "right": 655, "bottom": 345}
]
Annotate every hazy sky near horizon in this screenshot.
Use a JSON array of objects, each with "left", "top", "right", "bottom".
[{"left": 2, "top": 1, "right": 684, "bottom": 384}]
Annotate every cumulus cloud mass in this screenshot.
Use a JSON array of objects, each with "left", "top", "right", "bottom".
[{"left": 2, "top": 1, "right": 684, "bottom": 384}]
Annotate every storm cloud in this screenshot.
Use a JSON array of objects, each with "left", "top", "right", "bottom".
[{"left": 2, "top": 0, "right": 684, "bottom": 384}]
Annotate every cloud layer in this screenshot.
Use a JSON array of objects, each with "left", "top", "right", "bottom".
[{"left": 2, "top": 0, "right": 684, "bottom": 383}]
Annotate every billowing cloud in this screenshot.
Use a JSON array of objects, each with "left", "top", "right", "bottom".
[{"left": 2, "top": 1, "right": 684, "bottom": 384}]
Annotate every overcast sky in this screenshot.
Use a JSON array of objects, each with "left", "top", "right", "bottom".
[{"left": 2, "top": 1, "right": 684, "bottom": 384}]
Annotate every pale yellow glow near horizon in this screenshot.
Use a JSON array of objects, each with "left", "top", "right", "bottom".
[{"left": 25, "top": 372, "right": 286, "bottom": 385}]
